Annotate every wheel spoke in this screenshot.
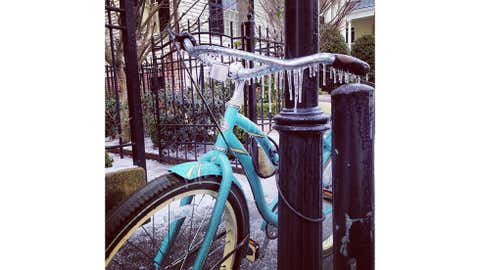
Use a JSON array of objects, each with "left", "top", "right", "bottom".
[
  {"left": 179, "top": 196, "right": 213, "bottom": 270},
  {"left": 125, "top": 239, "right": 153, "bottom": 261},
  {"left": 165, "top": 230, "right": 227, "bottom": 270},
  {"left": 152, "top": 213, "right": 155, "bottom": 258},
  {"left": 108, "top": 186, "right": 239, "bottom": 270},
  {"left": 138, "top": 224, "right": 156, "bottom": 260}
]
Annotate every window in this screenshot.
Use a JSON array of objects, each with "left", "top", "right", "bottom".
[
  {"left": 157, "top": 0, "right": 170, "bottom": 31},
  {"left": 222, "top": 0, "right": 236, "bottom": 10},
  {"left": 209, "top": 0, "right": 224, "bottom": 34}
]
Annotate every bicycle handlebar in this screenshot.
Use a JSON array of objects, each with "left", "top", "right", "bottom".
[
  {"left": 331, "top": 54, "right": 370, "bottom": 76},
  {"left": 172, "top": 31, "right": 370, "bottom": 78}
]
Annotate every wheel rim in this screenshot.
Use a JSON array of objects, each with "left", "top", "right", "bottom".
[{"left": 106, "top": 189, "right": 239, "bottom": 270}]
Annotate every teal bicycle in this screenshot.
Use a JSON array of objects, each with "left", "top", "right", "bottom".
[{"left": 105, "top": 30, "right": 369, "bottom": 270}]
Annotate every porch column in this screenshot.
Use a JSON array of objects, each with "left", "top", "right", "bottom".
[{"left": 347, "top": 19, "right": 352, "bottom": 50}]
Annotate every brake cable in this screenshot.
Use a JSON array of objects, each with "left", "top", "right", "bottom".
[{"left": 166, "top": 29, "right": 235, "bottom": 157}]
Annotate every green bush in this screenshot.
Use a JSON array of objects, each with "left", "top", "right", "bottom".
[
  {"left": 319, "top": 25, "right": 349, "bottom": 54},
  {"left": 105, "top": 152, "right": 113, "bottom": 168},
  {"left": 233, "top": 126, "right": 249, "bottom": 145},
  {"left": 147, "top": 83, "right": 229, "bottom": 153},
  {"left": 257, "top": 102, "right": 278, "bottom": 116},
  {"left": 351, "top": 35, "right": 375, "bottom": 82},
  {"left": 105, "top": 94, "right": 118, "bottom": 138}
]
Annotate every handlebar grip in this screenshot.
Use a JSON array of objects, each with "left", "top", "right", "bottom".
[
  {"left": 175, "top": 32, "right": 198, "bottom": 50},
  {"left": 332, "top": 54, "right": 370, "bottom": 76}
]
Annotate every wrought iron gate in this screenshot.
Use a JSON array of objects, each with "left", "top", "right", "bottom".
[{"left": 143, "top": 20, "right": 285, "bottom": 164}]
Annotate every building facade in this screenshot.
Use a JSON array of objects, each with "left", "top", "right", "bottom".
[{"left": 323, "top": 0, "right": 375, "bottom": 50}]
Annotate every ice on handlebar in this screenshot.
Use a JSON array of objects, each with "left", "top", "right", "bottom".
[
  {"left": 170, "top": 30, "right": 370, "bottom": 112},
  {"left": 171, "top": 30, "right": 369, "bottom": 78},
  {"left": 209, "top": 63, "right": 229, "bottom": 82}
]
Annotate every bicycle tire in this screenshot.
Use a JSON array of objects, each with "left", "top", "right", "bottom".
[{"left": 105, "top": 173, "right": 250, "bottom": 270}]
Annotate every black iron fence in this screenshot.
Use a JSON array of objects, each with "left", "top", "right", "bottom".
[{"left": 106, "top": 19, "right": 285, "bottom": 166}]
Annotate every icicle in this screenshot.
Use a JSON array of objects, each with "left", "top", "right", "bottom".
[
  {"left": 261, "top": 75, "right": 265, "bottom": 99},
  {"left": 274, "top": 72, "right": 279, "bottom": 104},
  {"left": 287, "top": 69, "right": 293, "bottom": 101},
  {"left": 293, "top": 69, "right": 299, "bottom": 112},
  {"left": 339, "top": 70, "right": 343, "bottom": 84},
  {"left": 279, "top": 71, "right": 283, "bottom": 93},
  {"left": 357, "top": 75, "right": 361, "bottom": 83},
  {"left": 298, "top": 68, "right": 304, "bottom": 104},
  {"left": 268, "top": 73, "right": 272, "bottom": 113},
  {"left": 280, "top": 71, "right": 284, "bottom": 100},
  {"left": 366, "top": 73, "right": 369, "bottom": 82},
  {"left": 313, "top": 64, "right": 319, "bottom": 76},
  {"left": 333, "top": 68, "right": 337, "bottom": 84},
  {"left": 309, "top": 65, "right": 313, "bottom": 78},
  {"left": 322, "top": 64, "right": 326, "bottom": 86},
  {"left": 329, "top": 67, "right": 333, "bottom": 79}
]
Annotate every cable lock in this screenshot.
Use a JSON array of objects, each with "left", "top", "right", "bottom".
[{"left": 275, "top": 174, "right": 325, "bottom": 223}]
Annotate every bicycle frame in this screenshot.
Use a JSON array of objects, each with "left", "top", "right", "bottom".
[
  {"left": 150, "top": 30, "right": 344, "bottom": 269},
  {"left": 153, "top": 80, "right": 332, "bottom": 269}
]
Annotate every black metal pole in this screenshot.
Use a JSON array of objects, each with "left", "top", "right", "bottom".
[
  {"left": 331, "top": 83, "right": 375, "bottom": 270},
  {"left": 119, "top": 0, "right": 147, "bottom": 172},
  {"left": 243, "top": 2, "right": 258, "bottom": 163},
  {"left": 274, "top": 0, "right": 329, "bottom": 269},
  {"left": 245, "top": 11, "right": 256, "bottom": 122}
]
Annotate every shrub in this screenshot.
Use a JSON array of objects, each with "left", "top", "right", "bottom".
[
  {"left": 105, "top": 94, "right": 119, "bottom": 138},
  {"left": 147, "top": 85, "right": 227, "bottom": 153},
  {"left": 351, "top": 35, "right": 375, "bottom": 82},
  {"left": 105, "top": 152, "right": 113, "bottom": 168},
  {"left": 319, "top": 25, "right": 349, "bottom": 54},
  {"left": 233, "top": 126, "right": 249, "bottom": 145},
  {"left": 256, "top": 102, "right": 278, "bottom": 116}
]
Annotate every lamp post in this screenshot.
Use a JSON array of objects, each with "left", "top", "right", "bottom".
[{"left": 274, "top": 0, "right": 329, "bottom": 269}]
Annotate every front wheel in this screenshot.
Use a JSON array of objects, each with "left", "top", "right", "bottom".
[{"left": 105, "top": 173, "right": 250, "bottom": 270}]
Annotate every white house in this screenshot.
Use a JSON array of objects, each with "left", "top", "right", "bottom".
[
  {"left": 165, "top": 0, "right": 275, "bottom": 42},
  {"left": 323, "top": 0, "right": 375, "bottom": 50}
]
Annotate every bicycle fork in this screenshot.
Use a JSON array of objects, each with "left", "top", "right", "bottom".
[{"left": 153, "top": 151, "right": 234, "bottom": 270}]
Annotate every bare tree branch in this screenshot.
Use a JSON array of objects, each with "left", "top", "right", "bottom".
[{"left": 324, "top": 0, "right": 360, "bottom": 30}]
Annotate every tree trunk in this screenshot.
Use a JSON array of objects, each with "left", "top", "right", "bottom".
[{"left": 117, "top": 63, "right": 131, "bottom": 143}]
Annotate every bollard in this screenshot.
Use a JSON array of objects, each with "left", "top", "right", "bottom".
[{"left": 331, "top": 83, "right": 375, "bottom": 270}]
